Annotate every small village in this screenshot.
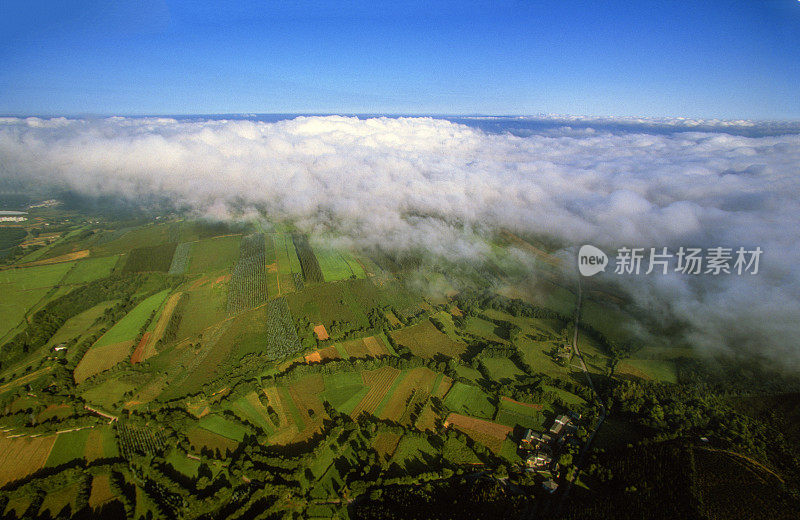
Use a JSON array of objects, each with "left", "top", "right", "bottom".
[{"left": 517, "top": 410, "right": 581, "bottom": 494}]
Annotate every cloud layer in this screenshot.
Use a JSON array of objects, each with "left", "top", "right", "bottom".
[{"left": 1, "top": 115, "right": 799, "bottom": 364}]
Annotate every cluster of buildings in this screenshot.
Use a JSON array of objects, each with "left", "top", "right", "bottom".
[
  {"left": 27, "top": 199, "right": 60, "bottom": 209},
  {"left": 518, "top": 411, "right": 581, "bottom": 493},
  {"left": 0, "top": 210, "right": 27, "bottom": 222}
]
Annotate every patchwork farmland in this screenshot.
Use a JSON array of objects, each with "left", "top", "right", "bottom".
[{"left": 0, "top": 209, "right": 777, "bottom": 519}]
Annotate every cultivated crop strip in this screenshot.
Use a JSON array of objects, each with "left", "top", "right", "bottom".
[
  {"left": 227, "top": 233, "right": 268, "bottom": 315},
  {"left": 264, "top": 297, "right": 302, "bottom": 360}
]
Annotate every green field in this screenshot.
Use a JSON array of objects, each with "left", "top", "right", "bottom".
[
  {"left": 121, "top": 243, "right": 178, "bottom": 273},
  {"left": 222, "top": 305, "right": 269, "bottom": 358},
  {"left": 313, "top": 246, "right": 366, "bottom": 282},
  {"left": 81, "top": 379, "right": 136, "bottom": 408},
  {"left": 442, "top": 436, "right": 481, "bottom": 464},
  {"left": 165, "top": 449, "right": 202, "bottom": 478},
  {"left": 90, "top": 223, "right": 173, "bottom": 256},
  {"left": 465, "top": 316, "right": 507, "bottom": 343},
  {"left": 542, "top": 385, "right": 586, "bottom": 406},
  {"left": 62, "top": 256, "right": 119, "bottom": 284},
  {"left": 45, "top": 429, "right": 90, "bottom": 467},
  {"left": 389, "top": 319, "right": 465, "bottom": 358},
  {"left": 287, "top": 279, "right": 380, "bottom": 337},
  {"left": 321, "top": 371, "right": 367, "bottom": 413},
  {"left": 516, "top": 336, "right": 571, "bottom": 377},
  {"left": 187, "top": 235, "right": 241, "bottom": 274},
  {"left": 372, "top": 370, "right": 408, "bottom": 417},
  {"left": 175, "top": 282, "right": 228, "bottom": 340},
  {"left": 227, "top": 393, "right": 276, "bottom": 434},
  {"left": 617, "top": 358, "right": 678, "bottom": 383},
  {"left": 481, "top": 357, "right": 525, "bottom": 382},
  {"left": 0, "top": 262, "right": 76, "bottom": 339},
  {"left": 443, "top": 382, "right": 496, "bottom": 419},
  {"left": 47, "top": 300, "right": 118, "bottom": 347},
  {"left": 453, "top": 364, "right": 483, "bottom": 382},
  {"left": 1, "top": 211, "right": 783, "bottom": 519},
  {"left": 389, "top": 435, "right": 439, "bottom": 471},
  {"left": 481, "top": 308, "right": 564, "bottom": 338},
  {"left": 197, "top": 414, "right": 250, "bottom": 442},
  {"left": 494, "top": 398, "right": 545, "bottom": 430},
  {"left": 273, "top": 232, "right": 299, "bottom": 275},
  {"left": 93, "top": 289, "right": 170, "bottom": 348}
]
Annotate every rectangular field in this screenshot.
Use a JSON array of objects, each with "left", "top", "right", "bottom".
[
  {"left": 121, "top": 242, "right": 178, "bottom": 273},
  {"left": 263, "top": 297, "right": 302, "bottom": 360},
  {"left": 84, "top": 425, "right": 119, "bottom": 461},
  {"left": 494, "top": 397, "right": 545, "bottom": 430},
  {"left": 168, "top": 242, "right": 193, "bottom": 275},
  {"left": 314, "top": 247, "right": 358, "bottom": 282},
  {"left": 187, "top": 235, "right": 242, "bottom": 275},
  {"left": 45, "top": 429, "right": 91, "bottom": 467},
  {"left": 341, "top": 335, "right": 391, "bottom": 358},
  {"left": 481, "top": 357, "right": 526, "bottom": 382},
  {"left": 270, "top": 232, "right": 300, "bottom": 296},
  {"left": 226, "top": 233, "right": 268, "bottom": 315},
  {"left": 292, "top": 234, "right": 323, "bottom": 283}
]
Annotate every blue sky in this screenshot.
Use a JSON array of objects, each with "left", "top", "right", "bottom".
[{"left": 1, "top": 1, "right": 798, "bottom": 118}]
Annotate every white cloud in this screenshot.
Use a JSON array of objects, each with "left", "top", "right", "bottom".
[{"left": 1, "top": 115, "right": 799, "bottom": 364}]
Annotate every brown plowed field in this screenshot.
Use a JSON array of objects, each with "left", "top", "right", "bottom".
[
  {"left": 130, "top": 332, "right": 151, "bottom": 364},
  {"left": 314, "top": 324, "right": 329, "bottom": 340},
  {"left": 304, "top": 351, "right": 322, "bottom": 363}
]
